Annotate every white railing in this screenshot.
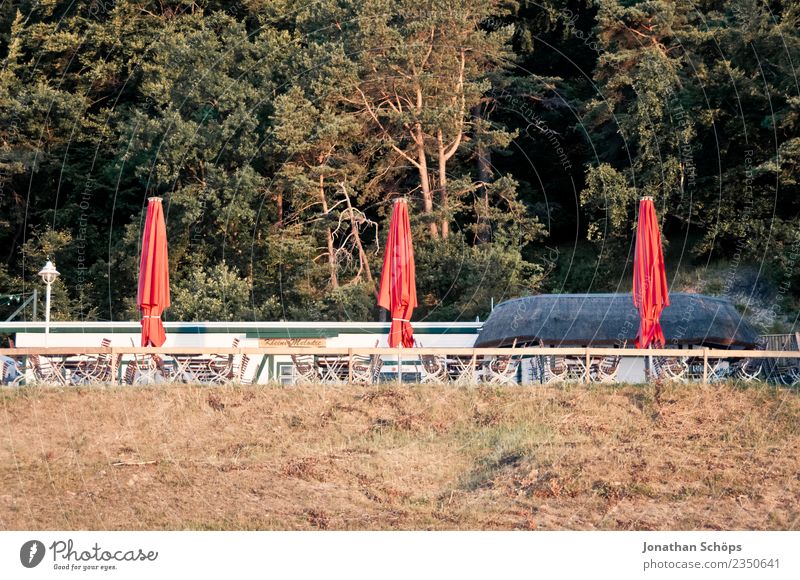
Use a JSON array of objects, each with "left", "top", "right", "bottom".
[{"left": 0, "top": 346, "right": 797, "bottom": 386}]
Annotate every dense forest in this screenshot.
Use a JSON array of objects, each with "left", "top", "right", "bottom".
[{"left": 0, "top": 0, "right": 798, "bottom": 329}]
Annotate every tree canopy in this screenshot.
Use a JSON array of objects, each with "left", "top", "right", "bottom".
[{"left": 1, "top": 0, "right": 797, "bottom": 329}]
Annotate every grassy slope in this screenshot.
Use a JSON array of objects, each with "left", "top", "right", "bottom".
[{"left": 1, "top": 382, "right": 798, "bottom": 530}]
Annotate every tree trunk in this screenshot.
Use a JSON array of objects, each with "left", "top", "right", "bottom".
[
  {"left": 319, "top": 175, "right": 338, "bottom": 289},
  {"left": 437, "top": 129, "right": 449, "bottom": 239},
  {"left": 415, "top": 124, "right": 438, "bottom": 238},
  {"left": 342, "top": 184, "right": 376, "bottom": 297},
  {"left": 7, "top": 216, "right": 24, "bottom": 265},
  {"left": 473, "top": 105, "right": 492, "bottom": 243},
  {"left": 276, "top": 189, "right": 283, "bottom": 228}
]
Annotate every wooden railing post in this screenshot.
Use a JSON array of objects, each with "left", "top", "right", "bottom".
[
  {"left": 397, "top": 346, "right": 402, "bottom": 385},
  {"left": 585, "top": 347, "right": 591, "bottom": 383},
  {"left": 702, "top": 348, "right": 708, "bottom": 385},
  {"left": 348, "top": 348, "right": 353, "bottom": 384},
  {"left": 110, "top": 347, "right": 118, "bottom": 385},
  {"left": 471, "top": 350, "right": 477, "bottom": 384}
]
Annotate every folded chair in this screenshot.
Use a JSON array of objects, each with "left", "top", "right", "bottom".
[
  {"left": 483, "top": 339, "right": 521, "bottom": 385},
  {"left": 419, "top": 354, "right": 448, "bottom": 384},
  {"left": 72, "top": 338, "right": 121, "bottom": 384},
  {"left": 290, "top": 354, "right": 322, "bottom": 384},
  {"left": 123, "top": 336, "right": 177, "bottom": 384},
  {"left": 207, "top": 338, "right": 243, "bottom": 383},
  {"left": 729, "top": 357, "right": 763, "bottom": 382},
  {"left": 29, "top": 354, "right": 67, "bottom": 385},
  {"left": 760, "top": 334, "right": 798, "bottom": 384},
  {"left": 528, "top": 354, "right": 546, "bottom": 383},
  {"left": 594, "top": 341, "right": 626, "bottom": 383},
  {"left": 123, "top": 357, "right": 139, "bottom": 385},
  {"left": 651, "top": 356, "right": 689, "bottom": 382},
  {"left": 484, "top": 356, "right": 520, "bottom": 385},
  {"left": 542, "top": 354, "right": 570, "bottom": 384},
  {"left": 1, "top": 358, "right": 24, "bottom": 386},
  {"left": 351, "top": 354, "right": 383, "bottom": 385},
  {"left": 413, "top": 340, "right": 446, "bottom": 384}
]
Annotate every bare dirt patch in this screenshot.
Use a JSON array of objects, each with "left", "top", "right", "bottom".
[{"left": 1, "top": 382, "right": 797, "bottom": 530}]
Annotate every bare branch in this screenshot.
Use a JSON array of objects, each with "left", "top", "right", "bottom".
[
  {"left": 357, "top": 86, "right": 421, "bottom": 169},
  {"left": 419, "top": 26, "right": 436, "bottom": 71},
  {"left": 443, "top": 50, "right": 467, "bottom": 161},
  {"left": 339, "top": 182, "right": 377, "bottom": 294}
]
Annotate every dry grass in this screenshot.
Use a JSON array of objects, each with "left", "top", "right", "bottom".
[{"left": 1, "top": 381, "right": 798, "bottom": 530}]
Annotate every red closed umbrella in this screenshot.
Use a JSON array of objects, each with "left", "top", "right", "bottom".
[
  {"left": 633, "top": 196, "right": 669, "bottom": 348},
  {"left": 378, "top": 199, "right": 417, "bottom": 348},
  {"left": 137, "top": 197, "right": 171, "bottom": 347}
]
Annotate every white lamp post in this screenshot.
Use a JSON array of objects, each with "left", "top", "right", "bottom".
[{"left": 38, "top": 260, "right": 60, "bottom": 346}]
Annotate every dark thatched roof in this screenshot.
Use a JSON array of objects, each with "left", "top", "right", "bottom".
[{"left": 474, "top": 293, "right": 759, "bottom": 348}]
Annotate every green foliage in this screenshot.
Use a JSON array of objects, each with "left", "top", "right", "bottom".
[
  {"left": 0, "top": 0, "right": 798, "bottom": 322},
  {"left": 170, "top": 262, "right": 263, "bottom": 322},
  {"left": 414, "top": 231, "right": 544, "bottom": 321},
  {"left": 581, "top": 163, "right": 637, "bottom": 241}
]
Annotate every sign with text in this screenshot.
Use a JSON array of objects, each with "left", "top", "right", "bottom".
[{"left": 258, "top": 338, "right": 326, "bottom": 347}]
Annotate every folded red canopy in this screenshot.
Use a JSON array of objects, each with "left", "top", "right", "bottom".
[
  {"left": 378, "top": 199, "right": 417, "bottom": 348},
  {"left": 137, "top": 197, "right": 171, "bottom": 347},
  {"left": 633, "top": 197, "right": 669, "bottom": 348}
]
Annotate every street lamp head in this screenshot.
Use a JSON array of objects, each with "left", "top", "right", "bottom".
[{"left": 38, "top": 260, "right": 60, "bottom": 285}]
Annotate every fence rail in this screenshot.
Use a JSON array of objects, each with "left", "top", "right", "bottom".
[
  {"left": 3, "top": 346, "right": 800, "bottom": 357},
  {"left": 1, "top": 346, "right": 798, "bottom": 386}
]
